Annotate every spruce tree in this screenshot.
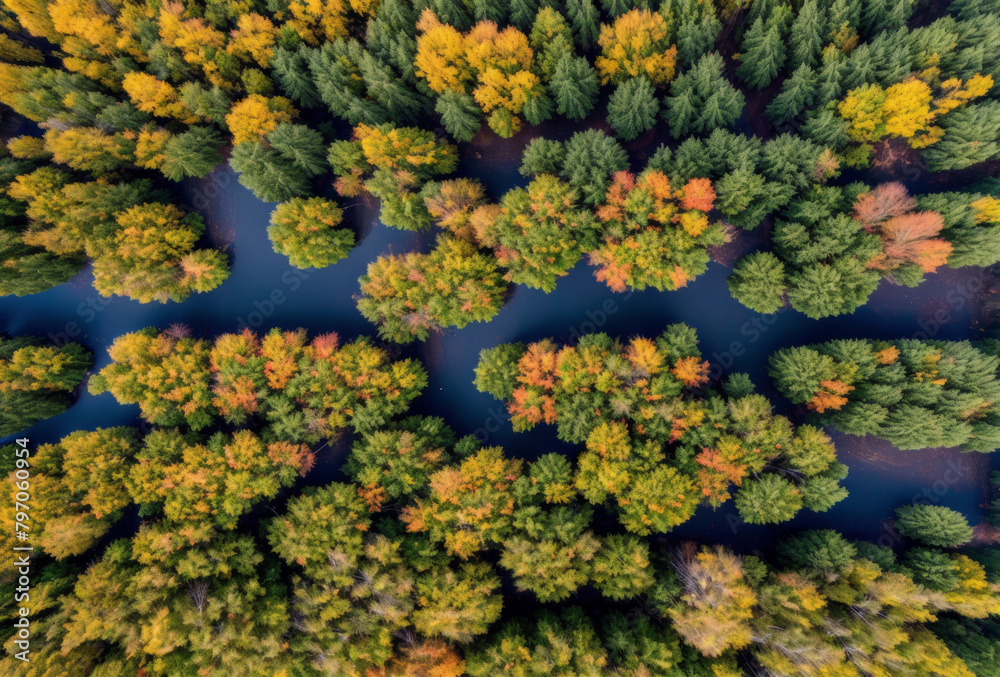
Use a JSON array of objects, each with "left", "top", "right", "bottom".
[
  {"left": 788, "top": 0, "right": 825, "bottom": 70},
  {"left": 728, "top": 251, "right": 787, "bottom": 314},
  {"left": 736, "top": 15, "right": 788, "bottom": 90},
  {"left": 436, "top": 90, "right": 482, "bottom": 142},
  {"left": 608, "top": 76, "right": 660, "bottom": 141},
  {"left": 550, "top": 55, "right": 599, "bottom": 121},
  {"left": 895, "top": 505, "right": 974, "bottom": 548},
  {"left": 766, "top": 64, "right": 819, "bottom": 125}
]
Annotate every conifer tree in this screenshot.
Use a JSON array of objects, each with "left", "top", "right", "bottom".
[{"left": 607, "top": 76, "right": 660, "bottom": 140}]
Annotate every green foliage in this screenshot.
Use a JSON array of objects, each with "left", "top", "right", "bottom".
[
  {"left": 727, "top": 251, "right": 787, "bottom": 314},
  {"left": 665, "top": 52, "right": 744, "bottom": 138},
  {"left": 607, "top": 76, "right": 659, "bottom": 141},
  {"left": 357, "top": 235, "right": 507, "bottom": 342},
  {"left": 268, "top": 197, "right": 354, "bottom": 269},
  {"left": 231, "top": 124, "right": 328, "bottom": 203},
  {"left": 0, "top": 335, "right": 92, "bottom": 436},
  {"left": 895, "top": 504, "right": 974, "bottom": 547},
  {"left": 770, "top": 338, "right": 1000, "bottom": 451}
]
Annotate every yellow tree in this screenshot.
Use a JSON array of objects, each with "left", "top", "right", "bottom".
[
  {"left": 595, "top": 9, "right": 677, "bottom": 86},
  {"left": 227, "top": 12, "right": 279, "bottom": 68},
  {"left": 415, "top": 9, "right": 473, "bottom": 94},
  {"left": 226, "top": 95, "right": 297, "bottom": 144},
  {"left": 123, "top": 72, "right": 201, "bottom": 123},
  {"left": 466, "top": 21, "right": 542, "bottom": 136}
]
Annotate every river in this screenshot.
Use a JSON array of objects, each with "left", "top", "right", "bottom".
[{"left": 1, "top": 132, "right": 996, "bottom": 553}]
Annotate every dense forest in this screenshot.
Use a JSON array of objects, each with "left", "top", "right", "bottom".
[
  {"left": 3, "top": 0, "right": 1000, "bottom": 674},
  {"left": 1, "top": 325, "right": 999, "bottom": 675}
]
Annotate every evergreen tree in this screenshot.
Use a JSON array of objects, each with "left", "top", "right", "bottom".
[
  {"left": 895, "top": 505, "right": 974, "bottom": 547},
  {"left": 160, "top": 127, "right": 223, "bottom": 181},
  {"left": 788, "top": 0, "right": 826, "bottom": 70},
  {"left": 665, "top": 52, "right": 744, "bottom": 137},
  {"left": 436, "top": 90, "right": 482, "bottom": 142},
  {"left": 766, "top": 64, "right": 819, "bottom": 125},
  {"left": 607, "top": 76, "right": 660, "bottom": 141},
  {"left": 736, "top": 14, "right": 787, "bottom": 89},
  {"left": 728, "top": 251, "right": 787, "bottom": 314},
  {"left": 549, "top": 55, "right": 599, "bottom": 121}
]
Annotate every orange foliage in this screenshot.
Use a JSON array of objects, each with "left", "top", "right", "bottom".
[
  {"left": 879, "top": 211, "right": 952, "bottom": 273},
  {"left": 853, "top": 182, "right": 917, "bottom": 229},
  {"left": 672, "top": 356, "right": 710, "bottom": 388},
  {"left": 806, "top": 379, "right": 853, "bottom": 413},
  {"left": 680, "top": 178, "right": 716, "bottom": 212},
  {"left": 874, "top": 346, "right": 900, "bottom": 364}
]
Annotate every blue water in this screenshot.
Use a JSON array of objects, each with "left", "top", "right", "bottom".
[{"left": 2, "top": 143, "right": 996, "bottom": 552}]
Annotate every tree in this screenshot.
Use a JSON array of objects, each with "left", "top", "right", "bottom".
[
  {"left": 225, "top": 94, "right": 296, "bottom": 144},
  {"left": 159, "top": 127, "right": 223, "bottom": 181},
  {"left": 345, "top": 417, "right": 457, "bottom": 508},
  {"left": 596, "top": 9, "right": 677, "bottom": 86},
  {"left": 268, "top": 197, "right": 355, "bottom": 269},
  {"left": 734, "top": 474, "right": 804, "bottom": 524},
  {"left": 788, "top": 0, "right": 825, "bottom": 69},
  {"left": 895, "top": 505, "right": 974, "bottom": 547},
  {"left": 561, "top": 129, "right": 630, "bottom": 206},
  {"left": 766, "top": 64, "right": 818, "bottom": 125},
  {"left": 549, "top": 54, "right": 599, "bottom": 121},
  {"left": 728, "top": 251, "right": 787, "bottom": 314},
  {"left": 402, "top": 446, "right": 522, "bottom": 558},
  {"left": 436, "top": 90, "right": 481, "bottom": 141},
  {"left": 736, "top": 14, "right": 787, "bottom": 89},
  {"left": 484, "top": 175, "right": 599, "bottom": 291},
  {"left": 777, "top": 529, "right": 857, "bottom": 577},
  {"left": 231, "top": 123, "right": 328, "bottom": 203},
  {"left": 667, "top": 545, "right": 757, "bottom": 657},
  {"left": 590, "top": 535, "right": 655, "bottom": 599},
  {"left": 357, "top": 235, "right": 507, "bottom": 343},
  {"left": 128, "top": 429, "right": 313, "bottom": 530},
  {"left": 0, "top": 335, "right": 92, "bottom": 436},
  {"left": 91, "top": 204, "right": 230, "bottom": 303},
  {"left": 665, "top": 52, "right": 745, "bottom": 138},
  {"left": 88, "top": 327, "right": 216, "bottom": 430},
  {"left": 607, "top": 76, "right": 659, "bottom": 140},
  {"left": 465, "top": 607, "right": 609, "bottom": 676}
]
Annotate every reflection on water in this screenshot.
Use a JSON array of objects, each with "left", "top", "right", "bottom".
[{"left": 2, "top": 146, "right": 997, "bottom": 552}]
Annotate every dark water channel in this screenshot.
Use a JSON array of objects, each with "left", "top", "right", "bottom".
[{"left": 2, "top": 135, "right": 997, "bottom": 554}]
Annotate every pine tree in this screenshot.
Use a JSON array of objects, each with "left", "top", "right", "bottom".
[
  {"left": 665, "top": 52, "right": 744, "bottom": 138},
  {"left": 549, "top": 55, "right": 599, "bottom": 121},
  {"left": 160, "top": 127, "right": 223, "bottom": 181},
  {"left": 565, "top": 0, "right": 601, "bottom": 50},
  {"left": 436, "top": 90, "right": 482, "bottom": 142},
  {"left": 608, "top": 76, "right": 660, "bottom": 141},
  {"left": 788, "top": 0, "right": 825, "bottom": 70},
  {"left": 766, "top": 64, "right": 819, "bottom": 125},
  {"left": 895, "top": 505, "right": 974, "bottom": 548},
  {"left": 736, "top": 15, "right": 787, "bottom": 89},
  {"left": 728, "top": 251, "right": 787, "bottom": 313}
]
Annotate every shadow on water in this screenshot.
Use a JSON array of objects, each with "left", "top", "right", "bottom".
[{"left": 2, "top": 132, "right": 998, "bottom": 552}]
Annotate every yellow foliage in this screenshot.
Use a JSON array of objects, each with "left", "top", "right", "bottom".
[
  {"left": 883, "top": 78, "right": 934, "bottom": 139},
  {"left": 595, "top": 9, "right": 677, "bottom": 86},
  {"left": 133, "top": 128, "right": 171, "bottom": 170},
  {"left": 228, "top": 12, "right": 279, "bottom": 68},
  {"left": 225, "top": 95, "right": 297, "bottom": 144},
  {"left": 0, "top": 34, "right": 45, "bottom": 63},
  {"left": 839, "top": 84, "right": 888, "bottom": 143},
  {"left": 972, "top": 196, "right": 1000, "bottom": 224},
  {"left": 123, "top": 72, "right": 200, "bottom": 124},
  {"left": 415, "top": 10, "right": 473, "bottom": 94}
]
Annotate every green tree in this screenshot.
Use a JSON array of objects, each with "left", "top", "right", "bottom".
[
  {"left": 549, "top": 54, "right": 599, "bottom": 121},
  {"left": 736, "top": 14, "right": 787, "bottom": 90},
  {"left": 734, "top": 474, "right": 804, "bottom": 524},
  {"left": 0, "top": 335, "right": 92, "bottom": 436},
  {"left": 436, "top": 90, "right": 482, "bottom": 142},
  {"left": 268, "top": 197, "right": 354, "bottom": 269},
  {"left": 357, "top": 235, "right": 507, "bottom": 343},
  {"left": 665, "top": 52, "right": 744, "bottom": 138},
  {"left": 608, "top": 76, "right": 660, "bottom": 141},
  {"left": 895, "top": 505, "right": 974, "bottom": 548},
  {"left": 728, "top": 251, "right": 787, "bottom": 313}
]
